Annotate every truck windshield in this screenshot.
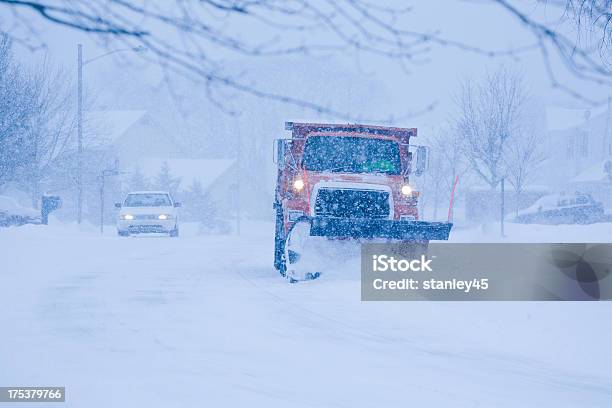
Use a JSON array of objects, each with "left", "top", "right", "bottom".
[
  {"left": 124, "top": 193, "right": 172, "bottom": 207},
  {"left": 302, "top": 136, "right": 401, "bottom": 175}
]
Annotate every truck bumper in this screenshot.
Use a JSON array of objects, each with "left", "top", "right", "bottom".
[{"left": 308, "top": 217, "right": 452, "bottom": 241}]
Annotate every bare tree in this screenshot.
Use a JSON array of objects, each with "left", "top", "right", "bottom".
[
  {"left": 503, "top": 129, "right": 547, "bottom": 214},
  {"left": 454, "top": 67, "right": 527, "bottom": 191},
  {"left": 0, "top": 34, "right": 76, "bottom": 206},
  {"left": 1, "top": 0, "right": 610, "bottom": 118},
  {"left": 561, "top": 0, "right": 612, "bottom": 48},
  {"left": 0, "top": 35, "right": 36, "bottom": 188},
  {"left": 20, "top": 62, "right": 75, "bottom": 207},
  {"left": 419, "top": 129, "right": 469, "bottom": 220}
]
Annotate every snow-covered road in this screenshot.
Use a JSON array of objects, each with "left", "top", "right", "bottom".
[{"left": 1, "top": 222, "right": 612, "bottom": 407}]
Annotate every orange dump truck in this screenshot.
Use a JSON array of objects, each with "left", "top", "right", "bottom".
[{"left": 273, "top": 122, "right": 452, "bottom": 282}]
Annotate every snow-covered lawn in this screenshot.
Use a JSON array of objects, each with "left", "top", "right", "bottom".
[{"left": 1, "top": 221, "right": 611, "bottom": 407}]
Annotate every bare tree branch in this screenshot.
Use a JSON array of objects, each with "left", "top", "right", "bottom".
[
  {"left": 454, "top": 67, "right": 527, "bottom": 190},
  {"left": 0, "top": 0, "right": 610, "bottom": 119},
  {"left": 494, "top": 0, "right": 612, "bottom": 104}
]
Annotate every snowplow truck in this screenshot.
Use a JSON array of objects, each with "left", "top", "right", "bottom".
[{"left": 273, "top": 122, "right": 452, "bottom": 282}]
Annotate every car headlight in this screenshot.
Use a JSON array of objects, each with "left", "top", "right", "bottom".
[
  {"left": 293, "top": 179, "right": 305, "bottom": 191},
  {"left": 401, "top": 184, "right": 413, "bottom": 196},
  {"left": 121, "top": 214, "right": 134, "bottom": 220},
  {"left": 158, "top": 214, "right": 172, "bottom": 220}
]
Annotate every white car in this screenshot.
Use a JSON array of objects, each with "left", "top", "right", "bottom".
[
  {"left": 116, "top": 191, "right": 180, "bottom": 237},
  {"left": 509, "top": 193, "right": 604, "bottom": 225}
]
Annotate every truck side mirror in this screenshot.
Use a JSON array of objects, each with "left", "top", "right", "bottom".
[
  {"left": 114, "top": 203, "right": 122, "bottom": 208},
  {"left": 274, "top": 139, "right": 288, "bottom": 166},
  {"left": 174, "top": 202, "right": 182, "bottom": 208},
  {"left": 415, "top": 146, "right": 428, "bottom": 176}
]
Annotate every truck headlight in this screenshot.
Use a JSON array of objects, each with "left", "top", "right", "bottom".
[
  {"left": 158, "top": 214, "right": 172, "bottom": 220},
  {"left": 401, "top": 184, "right": 413, "bottom": 196},
  {"left": 121, "top": 214, "right": 134, "bottom": 220},
  {"left": 293, "top": 179, "right": 305, "bottom": 191}
]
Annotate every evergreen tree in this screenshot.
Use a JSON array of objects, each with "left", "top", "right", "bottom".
[
  {"left": 154, "top": 161, "right": 181, "bottom": 197},
  {"left": 183, "top": 178, "right": 227, "bottom": 233},
  {"left": 128, "top": 166, "right": 150, "bottom": 191}
]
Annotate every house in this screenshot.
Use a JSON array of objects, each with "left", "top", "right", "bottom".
[
  {"left": 48, "top": 109, "right": 238, "bottom": 225},
  {"left": 85, "top": 110, "right": 147, "bottom": 149},
  {"left": 568, "top": 159, "right": 612, "bottom": 209},
  {"left": 544, "top": 105, "right": 612, "bottom": 188},
  {"left": 542, "top": 104, "right": 612, "bottom": 209},
  {"left": 126, "top": 158, "right": 238, "bottom": 217},
  {"left": 47, "top": 110, "right": 146, "bottom": 223}
]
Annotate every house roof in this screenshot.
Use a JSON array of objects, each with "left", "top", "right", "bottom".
[
  {"left": 134, "top": 158, "right": 236, "bottom": 191},
  {"left": 545, "top": 106, "right": 608, "bottom": 132},
  {"left": 569, "top": 159, "right": 612, "bottom": 183},
  {"left": 84, "top": 110, "right": 146, "bottom": 147}
]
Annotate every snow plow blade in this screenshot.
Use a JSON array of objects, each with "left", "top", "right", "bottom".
[{"left": 308, "top": 217, "right": 452, "bottom": 241}]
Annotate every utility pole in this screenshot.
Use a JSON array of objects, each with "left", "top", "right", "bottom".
[
  {"left": 500, "top": 130, "right": 508, "bottom": 238},
  {"left": 236, "top": 133, "right": 241, "bottom": 235},
  {"left": 100, "top": 174, "right": 104, "bottom": 235},
  {"left": 605, "top": 96, "right": 611, "bottom": 158},
  {"left": 74, "top": 44, "right": 146, "bottom": 225},
  {"left": 500, "top": 177, "right": 505, "bottom": 237},
  {"left": 77, "top": 44, "right": 83, "bottom": 224}
]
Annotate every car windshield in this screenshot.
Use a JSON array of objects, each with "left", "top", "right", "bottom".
[
  {"left": 302, "top": 136, "right": 401, "bottom": 175},
  {"left": 124, "top": 193, "right": 171, "bottom": 207}
]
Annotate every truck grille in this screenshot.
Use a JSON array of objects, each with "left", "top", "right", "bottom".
[{"left": 314, "top": 188, "right": 390, "bottom": 219}]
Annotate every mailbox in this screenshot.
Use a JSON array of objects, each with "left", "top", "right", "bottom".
[{"left": 41, "top": 195, "right": 61, "bottom": 225}]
